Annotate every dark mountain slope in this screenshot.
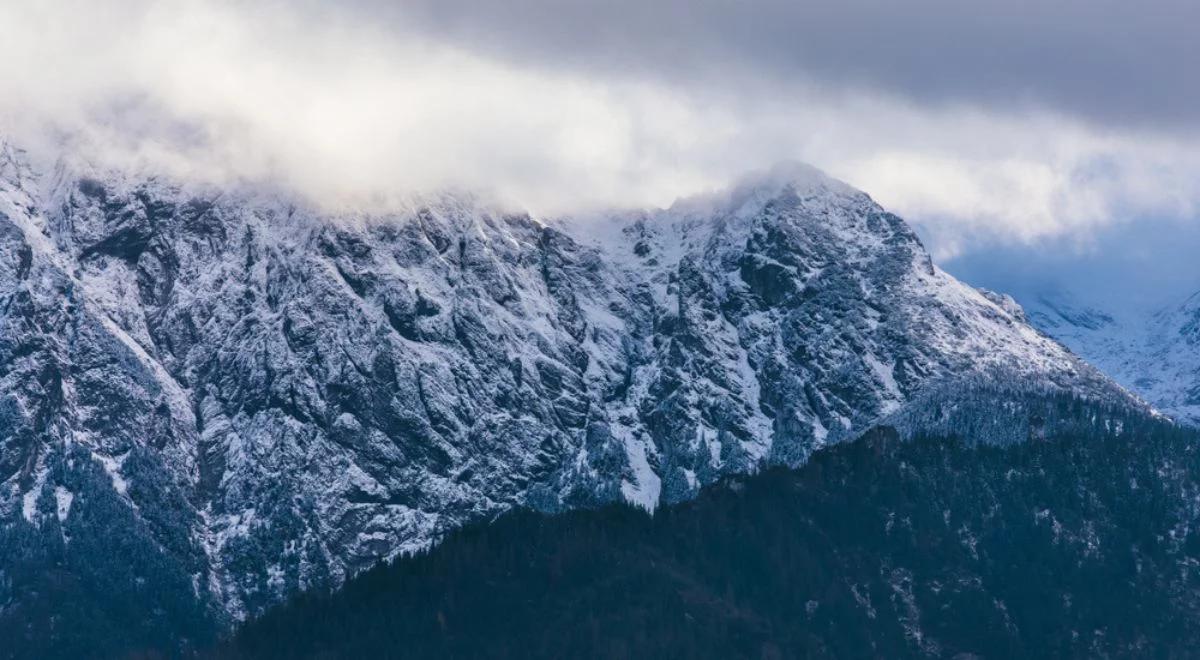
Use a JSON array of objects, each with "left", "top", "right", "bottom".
[{"left": 222, "top": 394, "right": 1200, "bottom": 659}]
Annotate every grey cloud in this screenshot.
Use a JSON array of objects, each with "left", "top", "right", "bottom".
[
  {"left": 941, "top": 215, "right": 1200, "bottom": 312},
  {"left": 358, "top": 0, "right": 1200, "bottom": 129}
]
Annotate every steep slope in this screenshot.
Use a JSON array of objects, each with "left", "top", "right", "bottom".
[
  {"left": 1025, "top": 292, "right": 1200, "bottom": 426},
  {"left": 0, "top": 141, "right": 1135, "bottom": 643},
  {"left": 224, "top": 398, "right": 1200, "bottom": 659}
]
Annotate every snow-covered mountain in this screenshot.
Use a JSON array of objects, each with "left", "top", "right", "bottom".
[
  {"left": 1025, "top": 292, "right": 1200, "bottom": 426},
  {"left": 0, "top": 140, "right": 1135, "bottom": 629}
]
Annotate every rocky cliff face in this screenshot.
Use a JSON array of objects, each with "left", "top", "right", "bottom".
[{"left": 0, "top": 143, "right": 1131, "bottom": 625}]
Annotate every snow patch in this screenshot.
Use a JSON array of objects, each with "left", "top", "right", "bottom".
[
  {"left": 864, "top": 352, "right": 902, "bottom": 413},
  {"left": 96, "top": 453, "right": 129, "bottom": 496},
  {"left": 682, "top": 468, "right": 698, "bottom": 490},
  {"left": 620, "top": 437, "right": 662, "bottom": 511},
  {"left": 21, "top": 461, "right": 49, "bottom": 523},
  {"left": 22, "top": 487, "right": 40, "bottom": 523},
  {"left": 54, "top": 486, "right": 74, "bottom": 522}
]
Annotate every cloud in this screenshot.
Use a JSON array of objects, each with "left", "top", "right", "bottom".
[
  {"left": 943, "top": 216, "right": 1200, "bottom": 312},
  {"left": 1, "top": 0, "right": 1198, "bottom": 259},
  {"left": 843, "top": 124, "right": 1200, "bottom": 258},
  {"left": 357, "top": 0, "right": 1200, "bottom": 130},
  {"left": 2, "top": 1, "right": 736, "bottom": 210}
]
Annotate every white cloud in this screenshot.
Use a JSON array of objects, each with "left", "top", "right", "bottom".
[
  {"left": 2, "top": 0, "right": 1198, "bottom": 256},
  {"left": 833, "top": 122, "right": 1200, "bottom": 258}
]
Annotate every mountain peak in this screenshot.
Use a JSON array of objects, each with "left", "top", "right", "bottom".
[
  {"left": 735, "top": 160, "right": 857, "bottom": 196},
  {"left": 667, "top": 160, "right": 862, "bottom": 220}
]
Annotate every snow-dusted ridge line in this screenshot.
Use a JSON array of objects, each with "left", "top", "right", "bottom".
[{"left": 0, "top": 140, "right": 1139, "bottom": 622}]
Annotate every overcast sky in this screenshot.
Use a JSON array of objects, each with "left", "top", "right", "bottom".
[{"left": 2, "top": 0, "right": 1198, "bottom": 281}]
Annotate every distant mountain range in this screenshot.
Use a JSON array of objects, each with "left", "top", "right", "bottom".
[{"left": 1022, "top": 292, "right": 1200, "bottom": 426}]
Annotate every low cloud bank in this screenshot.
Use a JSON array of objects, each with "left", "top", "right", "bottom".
[{"left": 2, "top": 0, "right": 1197, "bottom": 259}]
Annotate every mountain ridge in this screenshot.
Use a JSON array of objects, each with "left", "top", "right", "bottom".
[{"left": 0, "top": 139, "right": 1142, "bottom": 638}]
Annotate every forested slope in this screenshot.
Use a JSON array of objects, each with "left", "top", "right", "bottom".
[{"left": 222, "top": 396, "right": 1200, "bottom": 659}]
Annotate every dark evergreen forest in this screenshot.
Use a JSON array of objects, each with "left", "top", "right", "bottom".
[{"left": 218, "top": 397, "right": 1200, "bottom": 659}]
